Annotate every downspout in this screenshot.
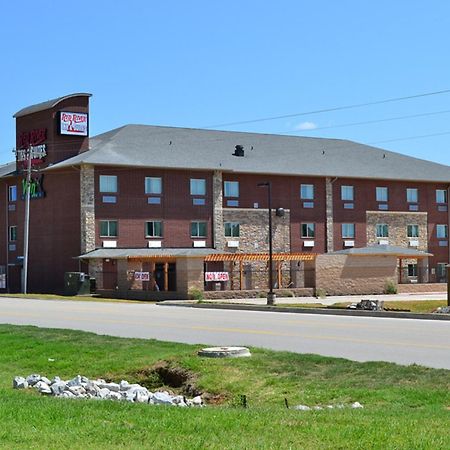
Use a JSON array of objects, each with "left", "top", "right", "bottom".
[{"left": 5, "top": 182, "right": 9, "bottom": 293}]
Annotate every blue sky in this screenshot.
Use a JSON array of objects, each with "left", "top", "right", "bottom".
[{"left": 1, "top": 0, "right": 450, "bottom": 165}]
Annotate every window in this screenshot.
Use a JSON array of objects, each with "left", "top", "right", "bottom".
[
  {"left": 376, "top": 224, "right": 389, "bottom": 238},
  {"left": 437, "top": 263, "right": 447, "bottom": 279},
  {"left": 407, "top": 224, "right": 419, "bottom": 238},
  {"left": 436, "top": 224, "right": 448, "bottom": 239},
  {"left": 436, "top": 189, "right": 447, "bottom": 204},
  {"left": 406, "top": 188, "right": 418, "bottom": 203},
  {"left": 8, "top": 185, "right": 17, "bottom": 202},
  {"left": 301, "top": 223, "right": 315, "bottom": 238},
  {"left": 193, "top": 198, "right": 206, "bottom": 206},
  {"left": 224, "top": 181, "right": 239, "bottom": 197},
  {"left": 190, "top": 179, "right": 206, "bottom": 196},
  {"left": 224, "top": 222, "right": 240, "bottom": 237},
  {"left": 9, "top": 226, "right": 17, "bottom": 241},
  {"left": 407, "top": 264, "right": 418, "bottom": 277},
  {"left": 376, "top": 187, "right": 388, "bottom": 202},
  {"left": 342, "top": 223, "right": 355, "bottom": 238},
  {"left": 341, "top": 185, "right": 354, "bottom": 201},
  {"left": 145, "top": 177, "right": 162, "bottom": 195},
  {"left": 300, "top": 184, "right": 314, "bottom": 200},
  {"left": 191, "top": 222, "right": 207, "bottom": 238},
  {"left": 99, "top": 175, "right": 117, "bottom": 193},
  {"left": 146, "top": 221, "right": 163, "bottom": 238},
  {"left": 99, "top": 220, "right": 117, "bottom": 237}
]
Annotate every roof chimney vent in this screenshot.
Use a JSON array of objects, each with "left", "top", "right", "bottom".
[{"left": 233, "top": 145, "right": 245, "bottom": 157}]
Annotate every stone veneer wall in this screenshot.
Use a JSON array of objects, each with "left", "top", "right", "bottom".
[
  {"left": 316, "top": 254, "right": 397, "bottom": 295},
  {"left": 212, "top": 170, "right": 224, "bottom": 249},
  {"left": 80, "top": 164, "right": 96, "bottom": 254},
  {"left": 89, "top": 259, "right": 103, "bottom": 290},
  {"left": 366, "top": 211, "right": 428, "bottom": 250},
  {"left": 325, "top": 177, "right": 334, "bottom": 252},
  {"left": 221, "top": 208, "right": 291, "bottom": 253}
]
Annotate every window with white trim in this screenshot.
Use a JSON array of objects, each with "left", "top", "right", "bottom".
[
  {"left": 436, "top": 189, "right": 447, "bottom": 204},
  {"left": 99, "top": 175, "right": 117, "bottom": 193},
  {"left": 436, "top": 224, "right": 448, "bottom": 239},
  {"left": 145, "top": 177, "right": 162, "bottom": 195},
  {"left": 407, "top": 224, "right": 419, "bottom": 238},
  {"left": 406, "top": 188, "right": 418, "bottom": 203},
  {"left": 341, "top": 185, "right": 354, "bottom": 201},
  {"left": 376, "top": 224, "right": 389, "bottom": 238},
  {"left": 224, "top": 222, "right": 240, "bottom": 237},
  {"left": 224, "top": 181, "right": 239, "bottom": 197},
  {"left": 99, "top": 220, "right": 118, "bottom": 237},
  {"left": 191, "top": 221, "right": 207, "bottom": 238},
  {"left": 145, "top": 221, "right": 163, "bottom": 238},
  {"left": 342, "top": 223, "right": 355, "bottom": 238},
  {"left": 301, "top": 223, "right": 315, "bottom": 238},
  {"left": 8, "top": 185, "right": 17, "bottom": 202},
  {"left": 300, "top": 184, "right": 314, "bottom": 200},
  {"left": 376, "top": 187, "right": 388, "bottom": 202}
]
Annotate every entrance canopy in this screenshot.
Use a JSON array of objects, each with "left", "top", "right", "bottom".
[
  {"left": 78, "top": 248, "right": 223, "bottom": 260},
  {"left": 204, "top": 252, "right": 317, "bottom": 262},
  {"left": 329, "top": 245, "right": 432, "bottom": 259}
]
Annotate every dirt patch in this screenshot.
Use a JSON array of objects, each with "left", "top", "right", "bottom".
[{"left": 133, "top": 361, "right": 206, "bottom": 399}]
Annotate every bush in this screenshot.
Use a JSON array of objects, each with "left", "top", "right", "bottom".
[
  {"left": 315, "top": 288, "right": 326, "bottom": 299},
  {"left": 384, "top": 280, "right": 398, "bottom": 294},
  {"left": 188, "top": 288, "right": 204, "bottom": 301}
]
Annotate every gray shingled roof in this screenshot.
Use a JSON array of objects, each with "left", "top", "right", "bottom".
[
  {"left": 13, "top": 93, "right": 92, "bottom": 118},
  {"left": 329, "top": 245, "right": 432, "bottom": 258},
  {"left": 46, "top": 124, "right": 450, "bottom": 182},
  {"left": 78, "top": 247, "right": 224, "bottom": 259}
]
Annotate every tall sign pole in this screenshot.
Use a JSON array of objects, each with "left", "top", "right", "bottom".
[{"left": 22, "top": 146, "right": 32, "bottom": 294}]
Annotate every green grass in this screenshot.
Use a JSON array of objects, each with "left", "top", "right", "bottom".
[
  {"left": 0, "top": 293, "right": 155, "bottom": 304},
  {"left": 0, "top": 325, "right": 449, "bottom": 449},
  {"left": 278, "top": 300, "right": 448, "bottom": 313}
]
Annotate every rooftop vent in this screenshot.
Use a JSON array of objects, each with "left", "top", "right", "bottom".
[{"left": 233, "top": 145, "right": 245, "bottom": 157}]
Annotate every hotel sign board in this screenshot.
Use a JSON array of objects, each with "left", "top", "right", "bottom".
[{"left": 60, "top": 111, "right": 88, "bottom": 136}]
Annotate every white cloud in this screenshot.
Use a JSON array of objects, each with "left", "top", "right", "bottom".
[{"left": 295, "top": 121, "right": 318, "bottom": 131}]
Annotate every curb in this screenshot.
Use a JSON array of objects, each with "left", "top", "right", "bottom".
[{"left": 158, "top": 302, "right": 450, "bottom": 321}]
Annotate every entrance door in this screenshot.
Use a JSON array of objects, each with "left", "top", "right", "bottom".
[{"left": 102, "top": 259, "right": 118, "bottom": 290}]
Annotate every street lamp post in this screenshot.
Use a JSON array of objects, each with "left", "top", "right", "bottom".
[{"left": 257, "top": 182, "right": 276, "bottom": 305}]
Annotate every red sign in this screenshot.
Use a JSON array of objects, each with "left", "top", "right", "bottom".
[
  {"left": 205, "top": 272, "right": 229, "bottom": 282},
  {"left": 60, "top": 112, "right": 88, "bottom": 136},
  {"left": 134, "top": 271, "right": 150, "bottom": 281}
]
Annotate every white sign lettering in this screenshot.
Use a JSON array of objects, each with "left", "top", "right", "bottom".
[
  {"left": 60, "top": 111, "right": 88, "bottom": 136},
  {"left": 205, "top": 272, "right": 229, "bottom": 282},
  {"left": 134, "top": 271, "right": 150, "bottom": 281}
]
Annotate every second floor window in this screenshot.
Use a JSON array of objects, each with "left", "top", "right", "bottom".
[
  {"left": 406, "top": 188, "right": 418, "bottom": 203},
  {"left": 224, "top": 181, "right": 239, "bottom": 197},
  {"left": 224, "top": 222, "right": 240, "bottom": 237},
  {"left": 8, "top": 185, "right": 17, "bottom": 202},
  {"left": 342, "top": 223, "right": 355, "bottom": 238},
  {"left": 191, "top": 221, "right": 207, "bottom": 238},
  {"left": 407, "top": 224, "right": 419, "bottom": 238},
  {"left": 376, "top": 187, "right": 388, "bottom": 202},
  {"left": 376, "top": 224, "right": 389, "bottom": 238},
  {"left": 436, "top": 189, "right": 447, "bottom": 204},
  {"left": 146, "top": 221, "right": 163, "bottom": 238},
  {"left": 341, "top": 185, "right": 354, "bottom": 201},
  {"left": 99, "top": 175, "right": 117, "bottom": 193},
  {"left": 99, "top": 220, "right": 118, "bottom": 237},
  {"left": 301, "top": 223, "right": 315, "bottom": 238},
  {"left": 436, "top": 224, "right": 448, "bottom": 239},
  {"left": 300, "top": 184, "right": 314, "bottom": 200}
]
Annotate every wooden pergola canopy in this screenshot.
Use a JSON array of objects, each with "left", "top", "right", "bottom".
[{"left": 204, "top": 252, "right": 317, "bottom": 262}]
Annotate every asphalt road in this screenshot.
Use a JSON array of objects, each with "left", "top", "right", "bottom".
[{"left": 1, "top": 297, "right": 449, "bottom": 369}]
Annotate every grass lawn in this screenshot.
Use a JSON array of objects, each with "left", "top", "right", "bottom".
[
  {"left": 278, "top": 300, "right": 448, "bottom": 314},
  {"left": 0, "top": 325, "right": 449, "bottom": 449}
]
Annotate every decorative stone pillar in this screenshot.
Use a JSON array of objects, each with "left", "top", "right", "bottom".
[
  {"left": 325, "top": 177, "right": 334, "bottom": 252},
  {"left": 212, "top": 170, "right": 224, "bottom": 250},
  {"left": 80, "top": 164, "right": 95, "bottom": 254}
]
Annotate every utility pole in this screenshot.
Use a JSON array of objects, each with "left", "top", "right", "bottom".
[{"left": 22, "top": 146, "right": 32, "bottom": 294}]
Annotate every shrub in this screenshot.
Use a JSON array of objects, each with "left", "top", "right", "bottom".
[
  {"left": 384, "top": 280, "right": 398, "bottom": 294},
  {"left": 188, "top": 288, "right": 204, "bottom": 301},
  {"left": 315, "top": 288, "right": 326, "bottom": 299}
]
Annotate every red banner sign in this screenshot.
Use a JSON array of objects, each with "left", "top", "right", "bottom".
[{"left": 205, "top": 272, "right": 229, "bottom": 282}]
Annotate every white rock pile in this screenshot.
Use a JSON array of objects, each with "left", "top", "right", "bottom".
[
  {"left": 293, "top": 402, "right": 363, "bottom": 411},
  {"left": 13, "top": 374, "right": 203, "bottom": 407}
]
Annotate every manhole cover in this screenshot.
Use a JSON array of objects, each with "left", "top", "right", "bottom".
[{"left": 198, "top": 346, "right": 251, "bottom": 358}]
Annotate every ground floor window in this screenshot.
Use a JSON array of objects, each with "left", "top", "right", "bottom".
[{"left": 407, "top": 264, "right": 418, "bottom": 277}]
